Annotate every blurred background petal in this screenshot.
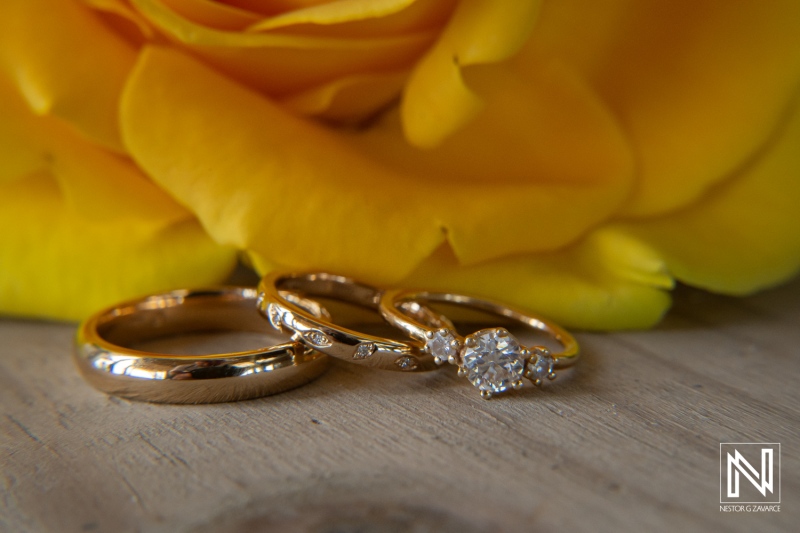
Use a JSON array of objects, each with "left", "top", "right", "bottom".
[{"left": 0, "top": 75, "right": 237, "bottom": 320}]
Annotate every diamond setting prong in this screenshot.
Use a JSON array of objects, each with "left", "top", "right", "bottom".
[{"left": 480, "top": 390, "right": 492, "bottom": 400}]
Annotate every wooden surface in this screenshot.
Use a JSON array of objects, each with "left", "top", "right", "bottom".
[{"left": 1, "top": 279, "right": 799, "bottom": 533}]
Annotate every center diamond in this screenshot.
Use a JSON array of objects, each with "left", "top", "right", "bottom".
[{"left": 460, "top": 328, "right": 525, "bottom": 395}]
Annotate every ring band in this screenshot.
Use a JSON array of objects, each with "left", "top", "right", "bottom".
[
  {"left": 74, "top": 287, "right": 329, "bottom": 403},
  {"left": 258, "top": 272, "right": 445, "bottom": 372},
  {"left": 379, "top": 289, "right": 579, "bottom": 399}
]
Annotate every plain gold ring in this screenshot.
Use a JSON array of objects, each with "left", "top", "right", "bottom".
[{"left": 74, "top": 287, "right": 329, "bottom": 403}]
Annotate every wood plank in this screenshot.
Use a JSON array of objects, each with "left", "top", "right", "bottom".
[{"left": 1, "top": 280, "right": 798, "bottom": 532}]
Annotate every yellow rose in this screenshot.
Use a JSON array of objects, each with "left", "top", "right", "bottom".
[{"left": 1, "top": 1, "right": 799, "bottom": 328}]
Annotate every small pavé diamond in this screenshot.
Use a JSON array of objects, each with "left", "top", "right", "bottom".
[
  {"left": 527, "top": 348, "right": 555, "bottom": 384},
  {"left": 353, "top": 342, "right": 375, "bottom": 359},
  {"left": 302, "top": 330, "right": 332, "bottom": 347},
  {"left": 394, "top": 356, "right": 419, "bottom": 371},
  {"left": 425, "top": 329, "right": 458, "bottom": 363},
  {"left": 460, "top": 328, "right": 525, "bottom": 395},
  {"left": 267, "top": 303, "right": 284, "bottom": 331}
]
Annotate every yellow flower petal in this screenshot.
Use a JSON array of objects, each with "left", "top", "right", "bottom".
[
  {"left": 80, "top": 0, "right": 156, "bottom": 39},
  {"left": 401, "top": 0, "right": 541, "bottom": 148},
  {"left": 0, "top": 75, "right": 237, "bottom": 320},
  {"left": 247, "top": 0, "right": 418, "bottom": 31},
  {"left": 619, "top": 92, "right": 800, "bottom": 294},
  {"left": 359, "top": 59, "right": 635, "bottom": 263},
  {"left": 122, "top": 47, "right": 635, "bottom": 277},
  {"left": 279, "top": 71, "right": 407, "bottom": 123},
  {"left": 225, "top": 0, "right": 332, "bottom": 16},
  {"left": 0, "top": 0, "right": 137, "bottom": 152},
  {"left": 242, "top": 0, "right": 455, "bottom": 39},
  {"left": 0, "top": 74, "right": 181, "bottom": 228},
  {"left": 130, "top": 0, "right": 437, "bottom": 96},
  {"left": 533, "top": 0, "right": 800, "bottom": 217},
  {"left": 401, "top": 231, "right": 672, "bottom": 330},
  {"left": 121, "top": 47, "right": 444, "bottom": 282},
  {"left": 0, "top": 75, "right": 54, "bottom": 183},
  {"left": 158, "top": 0, "right": 261, "bottom": 30},
  {"left": 0, "top": 172, "right": 236, "bottom": 321}
]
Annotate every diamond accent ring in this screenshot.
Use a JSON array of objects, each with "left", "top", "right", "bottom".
[
  {"left": 258, "top": 272, "right": 453, "bottom": 372},
  {"left": 378, "top": 289, "right": 579, "bottom": 399}
]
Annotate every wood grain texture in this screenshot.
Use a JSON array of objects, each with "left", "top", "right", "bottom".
[{"left": 1, "top": 279, "right": 799, "bottom": 533}]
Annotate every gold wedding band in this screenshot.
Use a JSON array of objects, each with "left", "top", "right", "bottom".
[
  {"left": 74, "top": 287, "right": 329, "bottom": 403},
  {"left": 258, "top": 271, "right": 448, "bottom": 372},
  {"left": 379, "top": 288, "right": 579, "bottom": 399}
]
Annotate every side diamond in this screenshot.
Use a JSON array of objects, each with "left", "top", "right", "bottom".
[
  {"left": 353, "top": 342, "right": 376, "bottom": 360},
  {"left": 302, "top": 330, "right": 332, "bottom": 348},
  {"left": 424, "top": 329, "right": 458, "bottom": 364},
  {"left": 526, "top": 347, "right": 555, "bottom": 385}
]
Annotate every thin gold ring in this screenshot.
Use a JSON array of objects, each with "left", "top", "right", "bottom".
[
  {"left": 74, "top": 287, "right": 329, "bottom": 403},
  {"left": 258, "top": 271, "right": 448, "bottom": 372},
  {"left": 379, "top": 289, "right": 580, "bottom": 399}
]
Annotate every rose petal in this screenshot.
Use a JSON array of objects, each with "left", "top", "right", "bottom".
[
  {"left": 0, "top": 75, "right": 182, "bottom": 228},
  {"left": 401, "top": 231, "right": 672, "bottom": 330},
  {"left": 248, "top": 0, "right": 418, "bottom": 30},
  {"left": 0, "top": 75, "right": 53, "bottom": 183},
  {"left": 121, "top": 47, "right": 445, "bottom": 282},
  {"left": 619, "top": 93, "right": 800, "bottom": 294},
  {"left": 226, "top": 0, "right": 341, "bottom": 17},
  {"left": 401, "top": 0, "right": 541, "bottom": 148},
  {"left": 0, "top": 172, "right": 236, "bottom": 320},
  {"left": 358, "top": 59, "right": 635, "bottom": 263},
  {"left": 130, "top": 0, "right": 438, "bottom": 96},
  {"left": 279, "top": 71, "right": 407, "bottom": 122},
  {"left": 232, "top": 0, "right": 455, "bottom": 36},
  {"left": 245, "top": 0, "right": 456, "bottom": 39},
  {"left": 0, "top": 0, "right": 137, "bottom": 152},
  {"left": 158, "top": 0, "right": 261, "bottom": 30},
  {"left": 80, "top": 0, "right": 155, "bottom": 39},
  {"left": 0, "top": 80, "right": 237, "bottom": 321},
  {"left": 532, "top": 0, "right": 800, "bottom": 217},
  {"left": 122, "top": 47, "right": 634, "bottom": 277}
]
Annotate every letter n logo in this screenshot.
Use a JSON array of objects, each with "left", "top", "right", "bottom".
[{"left": 720, "top": 443, "right": 780, "bottom": 504}]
